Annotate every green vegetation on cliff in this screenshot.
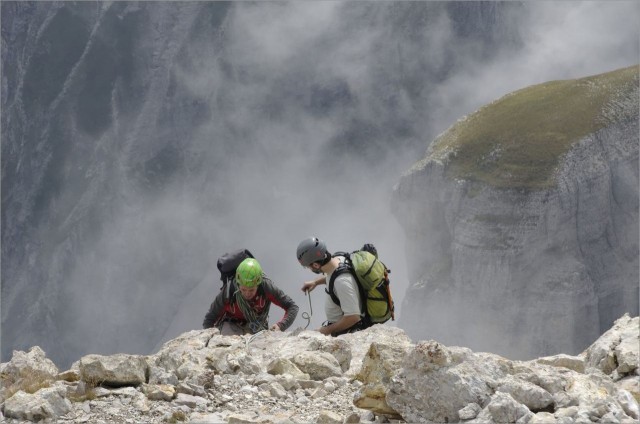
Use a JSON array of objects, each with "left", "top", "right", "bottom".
[{"left": 419, "top": 65, "right": 639, "bottom": 189}]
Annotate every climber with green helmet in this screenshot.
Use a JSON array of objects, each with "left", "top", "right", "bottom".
[{"left": 202, "top": 257, "right": 299, "bottom": 336}]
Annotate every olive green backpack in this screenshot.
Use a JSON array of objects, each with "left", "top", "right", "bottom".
[{"left": 327, "top": 244, "right": 395, "bottom": 327}]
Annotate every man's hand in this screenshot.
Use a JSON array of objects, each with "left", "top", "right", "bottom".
[
  {"left": 302, "top": 276, "right": 325, "bottom": 293},
  {"left": 317, "top": 315, "right": 361, "bottom": 336},
  {"left": 301, "top": 280, "right": 317, "bottom": 293},
  {"left": 318, "top": 326, "right": 331, "bottom": 335}
]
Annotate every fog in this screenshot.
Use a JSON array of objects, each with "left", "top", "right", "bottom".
[
  {"left": 2, "top": 1, "right": 638, "bottom": 368},
  {"left": 153, "top": 0, "right": 640, "bottom": 346}
]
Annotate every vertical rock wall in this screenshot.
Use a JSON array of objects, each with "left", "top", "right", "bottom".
[{"left": 392, "top": 97, "right": 638, "bottom": 360}]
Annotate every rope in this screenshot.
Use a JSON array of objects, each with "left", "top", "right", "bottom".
[
  {"left": 234, "top": 289, "right": 269, "bottom": 333},
  {"left": 301, "top": 290, "right": 313, "bottom": 329},
  {"left": 245, "top": 330, "right": 267, "bottom": 352}
]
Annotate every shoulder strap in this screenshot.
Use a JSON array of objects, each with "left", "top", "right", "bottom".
[
  {"left": 327, "top": 251, "right": 374, "bottom": 322},
  {"left": 326, "top": 263, "right": 352, "bottom": 306},
  {"left": 333, "top": 251, "right": 350, "bottom": 260},
  {"left": 223, "top": 279, "right": 237, "bottom": 303}
]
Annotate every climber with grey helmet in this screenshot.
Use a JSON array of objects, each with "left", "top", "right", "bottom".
[
  {"left": 297, "top": 237, "right": 364, "bottom": 336},
  {"left": 203, "top": 257, "right": 299, "bottom": 336}
]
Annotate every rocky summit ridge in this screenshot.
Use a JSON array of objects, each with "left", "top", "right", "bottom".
[{"left": 1, "top": 314, "right": 638, "bottom": 423}]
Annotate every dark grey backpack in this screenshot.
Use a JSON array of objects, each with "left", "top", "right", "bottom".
[{"left": 216, "top": 248, "right": 254, "bottom": 299}]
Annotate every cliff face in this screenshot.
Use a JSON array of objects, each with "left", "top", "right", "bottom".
[
  {"left": 2, "top": 1, "right": 233, "bottom": 369},
  {"left": 392, "top": 66, "right": 639, "bottom": 359}
]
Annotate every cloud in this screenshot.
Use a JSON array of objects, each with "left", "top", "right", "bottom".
[{"left": 428, "top": 1, "right": 640, "bottom": 135}]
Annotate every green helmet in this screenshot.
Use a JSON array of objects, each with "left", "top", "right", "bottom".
[{"left": 235, "top": 258, "right": 263, "bottom": 287}]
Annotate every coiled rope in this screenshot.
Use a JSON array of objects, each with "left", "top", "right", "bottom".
[
  {"left": 301, "top": 290, "right": 313, "bottom": 329},
  {"left": 234, "top": 289, "right": 269, "bottom": 333},
  {"left": 234, "top": 289, "right": 270, "bottom": 352}
]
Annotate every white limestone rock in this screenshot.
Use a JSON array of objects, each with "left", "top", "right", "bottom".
[
  {"left": 79, "top": 353, "right": 148, "bottom": 386},
  {"left": 353, "top": 341, "right": 411, "bottom": 417},
  {"left": 317, "top": 338, "right": 352, "bottom": 373},
  {"left": 267, "top": 357, "right": 310, "bottom": 380},
  {"left": 176, "top": 381, "right": 206, "bottom": 397},
  {"left": 227, "top": 412, "right": 273, "bottom": 423},
  {"left": 142, "top": 383, "right": 175, "bottom": 401},
  {"left": 383, "top": 332, "right": 638, "bottom": 423},
  {"left": 583, "top": 314, "right": 639, "bottom": 376},
  {"left": 190, "top": 412, "right": 228, "bottom": 423},
  {"left": 617, "top": 389, "right": 640, "bottom": 420},
  {"left": 268, "top": 381, "right": 288, "bottom": 399},
  {"left": 4, "top": 386, "right": 71, "bottom": 421},
  {"left": 458, "top": 402, "right": 482, "bottom": 420},
  {"left": 386, "top": 341, "right": 498, "bottom": 422},
  {"left": 481, "top": 391, "right": 534, "bottom": 423},
  {"left": 2, "top": 315, "right": 638, "bottom": 424},
  {"left": 316, "top": 409, "right": 343, "bottom": 423},
  {"left": 496, "top": 375, "right": 554, "bottom": 410},
  {"left": 148, "top": 365, "right": 179, "bottom": 385},
  {"left": 291, "top": 351, "right": 343, "bottom": 381},
  {"left": 530, "top": 411, "right": 555, "bottom": 423},
  {"left": 535, "top": 354, "right": 585, "bottom": 373},
  {"left": 173, "top": 392, "right": 207, "bottom": 408},
  {"left": 617, "top": 376, "right": 640, "bottom": 402},
  {"left": 2, "top": 346, "right": 59, "bottom": 385},
  {"left": 275, "top": 374, "right": 300, "bottom": 391}
]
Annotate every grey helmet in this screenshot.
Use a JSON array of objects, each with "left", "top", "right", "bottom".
[{"left": 296, "top": 237, "right": 328, "bottom": 266}]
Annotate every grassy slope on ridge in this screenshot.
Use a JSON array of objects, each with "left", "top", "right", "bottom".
[{"left": 416, "top": 65, "right": 639, "bottom": 189}]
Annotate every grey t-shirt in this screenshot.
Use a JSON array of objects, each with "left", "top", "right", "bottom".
[{"left": 324, "top": 258, "right": 363, "bottom": 323}]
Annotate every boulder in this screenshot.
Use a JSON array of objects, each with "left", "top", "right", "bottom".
[
  {"left": 353, "top": 341, "right": 411, "bottom": 417},
  {"left": 79, "top": 353, "right": 148, "bottom": 386},
  {"left": 291, "top": 351, "right": 343, "bottom": 381},
  {"left": 4, "top": 386, "right": 71, "bottom": 421},
  {"left": 583, "top": 314, "right": 639, "bottom": 377},
  {"left": 1, "top": 346, "right": 59, "bottom": 385}
]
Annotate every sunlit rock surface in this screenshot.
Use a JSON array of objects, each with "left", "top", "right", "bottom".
[
  {"left": 383, "top": 315, "right": 638, "bottom": 423},
  {"left": 0, "top": 317, "right": 637, "bottom": 423},
  {"left": 393, "top": 66, "right": 639, "bottom": 360}
]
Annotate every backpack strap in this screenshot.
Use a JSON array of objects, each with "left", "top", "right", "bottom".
[
  {"left": 223, "top": 279, "right": 237, "bottom": 304},
  {"left": 326, "top": 252, "right": 371, "bottom": 324},
  {"left": 326, "top": 263, "right": 351, "bottom": 306},
  {"left": 326, "top": 252, "right": 351, "bottom": 306}
]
